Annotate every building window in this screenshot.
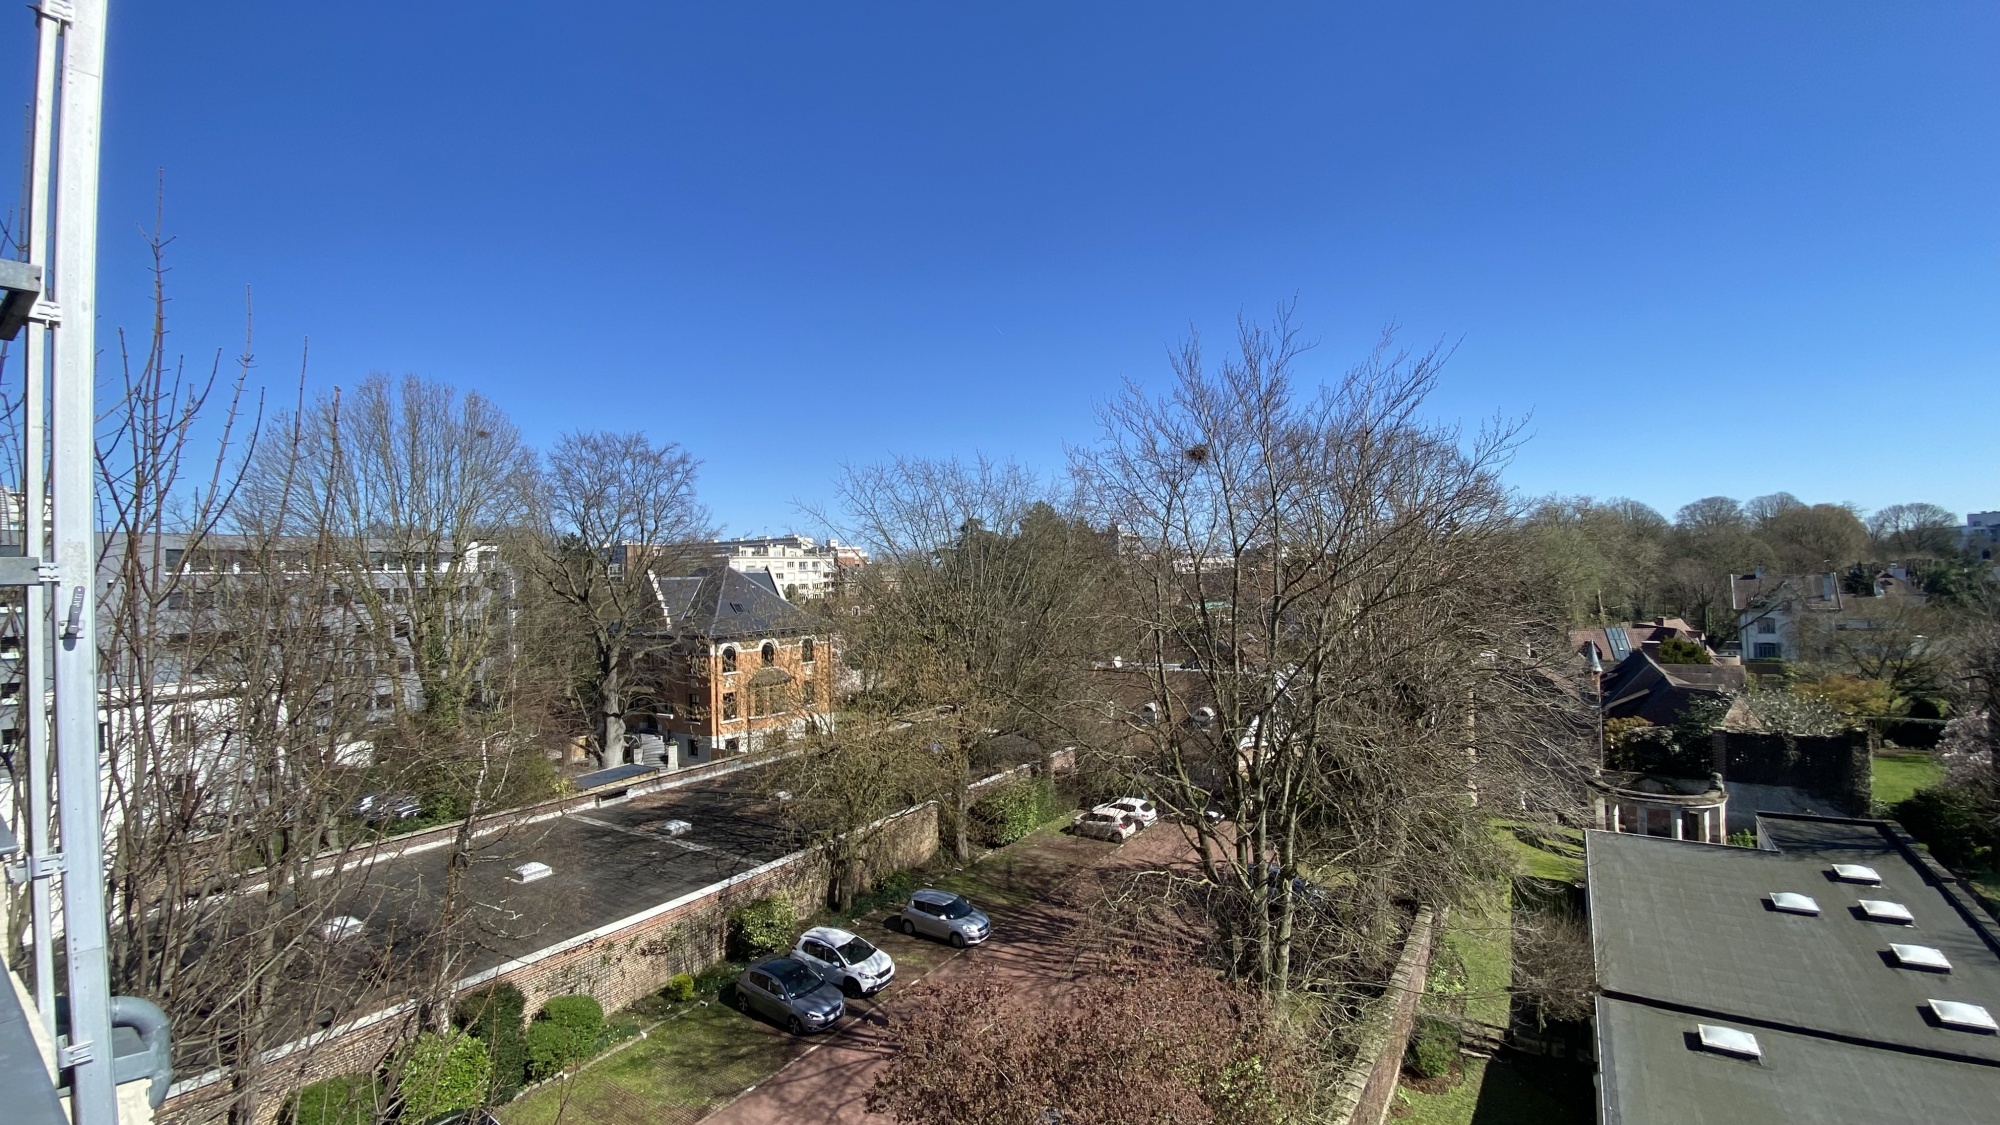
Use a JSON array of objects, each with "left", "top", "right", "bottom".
[
  {"left": 688, "top": 691, "right": 699, "bottom": 707},
  {"left": 761, "top": 641, "right": 777, "bottom": 666},
  {"left": 802, "top": 682, "right": 816, "bottom": 708},
  {"left": 168, "top": 711, "right": 197, "bottom": 746},
  {"left": 721, "top": 647, "right": 737, "bottom": 673},
  {"left": 1756, "top": 619, "right": 1777, "bottom": 634},
  {"left": 1753, "top": 643, "right": 1781, "bottom": 660},
  {"left": 722, "top": 692, "right": 738, "bottom": 721},
  {"left": 802, "top": 637, "right": 815, "bottom": 664},
  {"left": 725, "top": 738, "right": 740, "bottom": 753}
]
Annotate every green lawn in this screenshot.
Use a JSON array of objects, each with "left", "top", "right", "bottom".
[
  {"left": 1491, "top": 822, "right": 1583, "bottom": 884},
  {"left": 1396, "top": 888, "right": 1512, "bottom": 1124},
  {"left": 502, "top": 1003, "right": 798, "bottom": 1125},
  {"left": 1873, "top": 752, "right": 1943, "bottom": 808}
]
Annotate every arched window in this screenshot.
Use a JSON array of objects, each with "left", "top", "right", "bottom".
[
  {"left": 801, "top": 637, "right": 816, "bottom": 664},
  {"left": 761, "top": 641, "right": 777, "bottom": 666},
  {"left": 721, "top": 647, "right": 738, "bottom": 674}
]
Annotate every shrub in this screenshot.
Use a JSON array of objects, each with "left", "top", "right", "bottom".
[
  {"left": 395, "top": 1031, "right": 490, "bottom": 1123},
  {"left": 665, "top": 973, "right": 697, "bottom": 1003},
  {"left": 288, "top": 1074, "right": 380, "bottom": 1125},
  {"left": 728, "top": 895, "right": 796, "bottom": 961},
  {"left": 1407, "top": 1016, "right": 1460, "bottom": 1080},
  {"left": 968, "top": 776, "right": 1059, "bottom": 847},
  {"left": 1656, "top": 637, "right": 1711, "bottom": 665},
  {"left": 1892, "top": 784, "right": 1995, "bottom": 871},
  {"left": 453, "top": 982, "right": 527, "bottom": 1103},
  {"left": 522, "top": 994, "right": 606, "bottom": 1081},
  {"left": 1727, "top": 829, "right": 1757, "bottom": 848}
]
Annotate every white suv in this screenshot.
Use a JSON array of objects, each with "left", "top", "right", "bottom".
[{"left": 1071, "top": 807, "right": 1138, "bottom": 842}]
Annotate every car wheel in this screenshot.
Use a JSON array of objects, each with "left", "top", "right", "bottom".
[
  {"left": 902, "top": 917, "right": 917, "bottom": 936},
  {"left": 950, "top": 931, "right": 968, "bottom": 949},
  {"left": 842, "top": 978, "right": 862, "bottom": 999},
  {"left": 789, "top": 1015, "right": 806, "bottom": 1035}
]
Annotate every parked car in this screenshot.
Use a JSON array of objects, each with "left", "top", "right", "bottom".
[
  {"left": 1103, "top": 797, "right": 1158, "bottom": 827},
  {"left": 790, "top": 926, "right": 897, "bottom": 997},
  {"left": 735, "top": 957, "right": 845, "bottom": 1034},
  {"left": 1071, "top": 808, "right": 1139, "bottom": 842},
  {"left": 898, "top": 888, "right": 991, "bottom": 948},
  {"left": 352, "top": 792, "right": 420, "bottom": 825}
]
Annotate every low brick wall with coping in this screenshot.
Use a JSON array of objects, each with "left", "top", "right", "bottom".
[
  {"left": 158, "top": 801, "right": 937, "bottom": 1125},
  {"left": 1323, "top": 906, "right": 1441, "bottom": 1125}
]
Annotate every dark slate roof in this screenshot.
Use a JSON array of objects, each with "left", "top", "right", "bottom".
[
  {"left": 650, "top": 567, "right": 821, "bottom": 641},
  {"left": 1598, "top": 996, "right": 2000, "bottom": 1125},
  {"left": 1590, "top": 816, "right": 2000, "bottom": 1124}
]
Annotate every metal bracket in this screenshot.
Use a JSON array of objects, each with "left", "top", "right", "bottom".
[
  {"left": 37, "top": 559, "right": 59, "bottom": 583},
  {"left": 28, "top": 298, "right": 61, "bottom": 325},
  {"left": 59, "top": 1039, "right": 94, "bottom": 1068},
  {"left": 39, "top": 0, "right": 76, "bottom": 24},
  {"left": 0, "top": 556, "right": 48, "bottom": 587},
  {"left": 31, "top": 852, "right": 64, "bottom": 878}
]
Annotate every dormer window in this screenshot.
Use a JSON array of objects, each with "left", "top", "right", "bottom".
[{"left": 721, "top": 647, "right": 738, "bottom": 673}]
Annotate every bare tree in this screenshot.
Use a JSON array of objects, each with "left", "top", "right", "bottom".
[
  {"left": 523, "top": 431, "right": 709, "bottom": 765},
  {"left": 1072, "top": 311, "right": 1589, "bottom": 996},
  {"left": 819, "top": 460, "right": 1108, "bottom": 860}
]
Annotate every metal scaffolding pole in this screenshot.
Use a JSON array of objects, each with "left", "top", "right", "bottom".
[
  {"left": 47, "top": 0, "right": 117, "bottom": 1120},
  {"left": 21, "top": 0, "right": 62, "bottom": 1043}
]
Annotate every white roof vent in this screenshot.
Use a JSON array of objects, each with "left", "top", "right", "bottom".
[
  {"left": 509, "top": 862, "right": 553, "bottom": 883},
  {"left": 1695, "top": 1024, "right": 1763, "bottom": 1059},
  {"left": 317, "top": 916, "right": 365, "bottom": 942},
  {"left": 1928, "top": 1000, "right": 1999, "bottom": 1032},
  {"left": 1830, "top": 864, "right": 1882, "bottom": 885},
  {"left": 1890, "top": 944, "right": 1952, "bottom": 972},
  {"left": 1858, "top": 899, "right": 1914, "bottom": 924},
  {"left": 1769, "top": 892, "right": 1820, "bottom": 915}
]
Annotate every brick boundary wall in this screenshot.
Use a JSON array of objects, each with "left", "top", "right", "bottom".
[
  {"left": 1323, "top": 906, "right": 1440, "bottom": 1125},
  {"left": 159, "top": 802, "right": 937, "bottom": 1125}
]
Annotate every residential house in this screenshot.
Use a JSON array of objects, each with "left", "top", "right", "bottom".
[
  {"left": 633, "top": 567, "right": 834, "bottom": 766},
  {"left": 1729, "top": 569, "right": 1843, "bottom": 662}
]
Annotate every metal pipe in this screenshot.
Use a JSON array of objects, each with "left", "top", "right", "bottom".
[
  {"left": 49, "top": 0, "right": 116, "bottom": 1119},
  {"left": 22, "top": 0, "right": 62, "bottom": 1042}
]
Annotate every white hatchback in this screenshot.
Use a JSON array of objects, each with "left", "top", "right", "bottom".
[
  {"left": 790, "top": 926, "right": 897, "bottom": 997},
  {"left": 1104, "top": 797, "right": 1158, "bottom": 827},
  {"left": 1072, "top": 807, "right": 1139, "bottom": 842}
]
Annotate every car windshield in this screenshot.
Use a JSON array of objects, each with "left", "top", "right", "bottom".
[
  {"left": 772, "top": 964, "right": 820, "bottom": 997},
  {"left": 940, "top": 896, "right": 974, "bottom": 920},
  {"left": 838, "top": 936, "right": 877, "bottom": 964}
]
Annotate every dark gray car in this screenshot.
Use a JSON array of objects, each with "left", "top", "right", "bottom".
[
  {"left": 735, "top": 957, "right": 845, "bottom": 1035},
  {"left": 897, "top": 888, "right": 991, "bottom": 948}
]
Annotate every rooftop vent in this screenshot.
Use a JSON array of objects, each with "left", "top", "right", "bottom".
[
  {"left": 1928, "top": 1000, "right": 1999, "bottom": 1033},
  {"left": 1769, "top": 892, "right": 1820, "bottom": 915},
  {"left": 1858, "top": 899, "right": 1915, "bottom": 924},
  {"left": 1830, "top": 864, "right": 1882, "bottom": 885},
  {"left": 1890, "top": 944, "right": 1952, "bottom": 972},
  {"left": 1695, "top": 1024, "right": 1763, "bottom": 1059},
  {"left": 317, "top": 916, "right": 365, "bottom": 942},
  {"left": 509, "top": 862, "right": 553, "bottom": 883}
]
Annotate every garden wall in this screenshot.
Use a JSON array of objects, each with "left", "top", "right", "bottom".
[
  {"left": 158, "top": 802, "right": 938, "bottom": 1125},
  {"left": 1715, "top": 730, "right": 1871, "bottom": 814},
  {"left": 1323, "top": 906, "right": 1439, "bottom": 1125}
]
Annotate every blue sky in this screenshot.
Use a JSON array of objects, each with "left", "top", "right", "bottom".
[{"left": 18, "top": 2, "right": 1997, "bottom": 533}]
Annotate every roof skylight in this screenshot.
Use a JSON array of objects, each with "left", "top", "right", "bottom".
[
  {"left": 509, "top": 862, "right": 552, "bottom": 883},
  {"left": 1890, "top": 944, "right": 1952, "bottom": 972},
  {"left": 1695, "top": 1024, "right": 1763, "bottom": 1059},
  {"left": 1858, "top": 899, "right": 1915, "bottom": 924},
  {"left": 1769, "top": 892, "right": 1820, "bottom": 915},
  {"left": 1830, "top": 864, "right": 1882, "bottom": 885},
  {"left": 1929, "top": 1000, "right": 1999, "bottom": 1033}
]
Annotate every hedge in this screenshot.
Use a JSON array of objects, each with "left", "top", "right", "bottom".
[
  {"left": 453, "top": 982, "right": 527, "bottom": 1104},
  {"left": 968, "top": 776, "right": 1058, "bottom": 847},
  {"left": 395, "top": 1031, "right": 490, "bottom": 1123},
  {"left": 728, "top": 894, "right": 796, "bottom": 962},
  {"left": 524, "top": 994, "right": 606, "bottom": 1081},
  {"left": 288, "top": 1074, "right": 380, "bottom": 1125},
  {"left": 1407, "top": 1016, "right": 1460, "bottom": 1080},
  {"left": 666, "top": 973, "right": 697, "bottom": 1003}
]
